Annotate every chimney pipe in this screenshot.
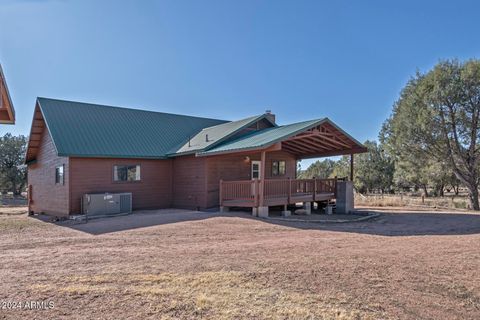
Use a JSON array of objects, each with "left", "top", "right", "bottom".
[{"left": 265, "top": 109, "right": 275, "bottom": 124}]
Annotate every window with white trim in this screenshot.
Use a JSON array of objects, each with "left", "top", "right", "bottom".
[{"left": 55, "top": 165, "right": 64, "bottom": 185}]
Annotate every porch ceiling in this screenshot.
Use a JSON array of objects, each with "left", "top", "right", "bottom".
[
  {"left": 281, "top": 121, "right": 367, "bottom": 159},
  {"left": 198, "top": 118, "right": 367, "bottom": 158}
]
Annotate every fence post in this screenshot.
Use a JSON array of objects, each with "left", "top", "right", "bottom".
[
  {"left": 254, "top": 178, "right": 259, "bottom": 207},
  {"left": 288, "top": 177, "right": 292, "bottom": 204},
  {"left": 312, "top": 177, "right": 316, "bottom": 201}
]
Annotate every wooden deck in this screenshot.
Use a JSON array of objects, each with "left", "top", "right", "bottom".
[{"left": 220, "top": 178, "right": 337, "bottom": 208}]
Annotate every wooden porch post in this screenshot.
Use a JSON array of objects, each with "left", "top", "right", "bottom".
[
  {"left": 254, "top": 178, "right": 259, "bottom": 207},
  {"left": 350, "top": 154, "right": 354, "bottom": 182},
  {"left": 259, "top": 151, "right": 266, "bottom": 207},
  {"left": 288, "top": 177, "right": 292, "bottom": 204}
]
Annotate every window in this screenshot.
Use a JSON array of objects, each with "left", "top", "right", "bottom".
[
  {"left": 251, "top": 161, "right": 260, "bottom": 179},
  {"left": 279, "top": 161, "right": 286, "bottom": 175},
  {"left": 113, "top": 165, "right": 141, "bottom": 182},
  {"left": 272, "top": 160, "right": 286, "bottom": 176},
  {"left": 55, "top": 165, "right": 64, "bottom": 185}
]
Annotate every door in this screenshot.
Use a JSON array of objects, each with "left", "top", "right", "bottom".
[
  {"left": 251, "top": 161, "right": 261, "bottom": 195},
  {"left": 251, "top": 161, "right": 261, "bottom": 180}
]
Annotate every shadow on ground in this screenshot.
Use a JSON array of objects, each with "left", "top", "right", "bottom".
[
  {"left": 32, "top": 207, "right": 480, "bottom": 237},
  {"left": 33, "top": 209, "right": 217, "bottom": 235},
  {"left": 265, "top": 209, "right": 480, "bottom": 237}
]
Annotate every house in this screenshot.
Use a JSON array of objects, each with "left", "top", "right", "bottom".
[
  {"left": 25, "top": 98, "right": 367, "bottom": 217},
  {"left": 0, "top": 64, "right": 15, "bottom": 124}
]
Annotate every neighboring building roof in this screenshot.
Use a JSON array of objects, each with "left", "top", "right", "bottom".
[
  {"left": 167, "top": 114, "right": 276, "bottom": 156},
  {"left": 198, "top": 119, "right": 325, "bottom": 155},
  {"left": 0, "top": 64, "right": 15, "bottom": 124},
  {"left": 34, "top": 98, "right": 227, "bottom": 159}
]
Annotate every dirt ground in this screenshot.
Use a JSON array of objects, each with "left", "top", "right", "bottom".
[{"left": 1, "top": 206, "right": 480, "bottom": 320}]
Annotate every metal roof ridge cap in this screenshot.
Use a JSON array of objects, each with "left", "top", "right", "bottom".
[
  {"left": 197, "top": 114, "right": 261, "bottom": 131},
  {"left": 36, "top": 97, "right": 228, "bottom": 123}
]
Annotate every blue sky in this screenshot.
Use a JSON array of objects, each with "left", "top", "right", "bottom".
[{"left": 1, "top": 0, "right": 479, "bottom": 168}]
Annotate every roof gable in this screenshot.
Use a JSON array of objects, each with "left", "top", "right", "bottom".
[
  {"left": 199, "top": 119, "right": 324, "bottom": 155},
  {"left": 26, "top": 98, "right": 227, "bottom": 161},
  {"left": 0, "top": 64, "right": 15, "bottom": 124},
  {"left": 168, "top": 114, "right": 276, "bottom": 156},
  {"left": 198, "top": 118, "right": 366, "bottom": 157}
]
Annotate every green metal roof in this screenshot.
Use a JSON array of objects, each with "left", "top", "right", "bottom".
[
  {"left": 198, "top": 118, "right": 326, "bottom": 155},
  {"left": 31, "top": 98, "right": 364, "bottom": 161},
  {"left": 37, "top": 98, "right": 227, "bottom": 159},
  {"left": 167, "top": 114, "right": 276, "bottom": 155}
]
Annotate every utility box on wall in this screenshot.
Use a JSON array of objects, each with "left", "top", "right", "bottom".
[{"left": 336, "top": 181, "right": 354, "bottom": 214}]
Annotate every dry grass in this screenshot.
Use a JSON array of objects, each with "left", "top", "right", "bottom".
[
  {"left": 1, "top": 207, "right": 480, "bottom": 319},
  {"left": 355, "top": 194, "right": 470, "bottom": 210},
  {"left": 0, "top": 206, "right": 28, "bottom": 215},
  {"left": 30, "top": 271, "right": 367, "bottom": 319},
  {"left": 0, "top": 211, "right": 45, "bottom": 231}
]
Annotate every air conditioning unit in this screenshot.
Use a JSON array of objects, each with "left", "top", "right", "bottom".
[{"left": 82, "top": 192, "right": 132, "bottom": 217}]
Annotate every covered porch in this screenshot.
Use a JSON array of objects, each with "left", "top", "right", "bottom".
[
  {"left": 201, "top": 118, "right": 367, "bottom": 217},
  {"left": 220, "top": 177, "right": 340, "bottom": 214}
]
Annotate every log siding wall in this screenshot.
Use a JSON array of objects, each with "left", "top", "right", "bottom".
[
  {"left": 69, "top": 158, "right": 173, "bottom": 214},
  {"left": 172, "top": 155, "right": 207, "bottom": 209},
  {"left": 205, "top": 150, "right": 297, "bottom": 208},
  {"left": 27, "top": 129, "right": 70, "bottom": 216},
  {"left": 28, "top": 128, "right": 296, "bottom": 215}
]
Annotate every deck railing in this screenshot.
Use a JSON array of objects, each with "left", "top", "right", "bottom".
[
  {"left": 219, "top": 179, "right": 258, "bottom": 206},
  {"left": 220, "top": 177, "right": 337, "bottom": 207}
]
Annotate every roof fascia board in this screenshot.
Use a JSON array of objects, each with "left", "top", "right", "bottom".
[
  {"left": 64, "top": 154, "right": 168, "bottom": 160},
  {"left": 0, "top": 64, "right": 15, "bottom": 124},
  {"left": 36, "top": 98, "right": 61, "bottom": 157},
  {"left": 24, "top": 101, "right": 48, "bottom": 164},
  {"left": 295, "top": 147, "right": 368, "bottom": 159},
  {"left": 196, "top": 142, "right": 282, "bottom": 157},
  {"left": 323, "top": 118, "right": 366, "bottom": 148}
]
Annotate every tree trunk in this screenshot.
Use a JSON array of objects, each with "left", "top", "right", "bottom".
[
  {"left": 467, "top": 185, "right": 480, "bottom": 210},
  {"left": 423, "top": 185, "right": 429, "bottom": 198}
]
